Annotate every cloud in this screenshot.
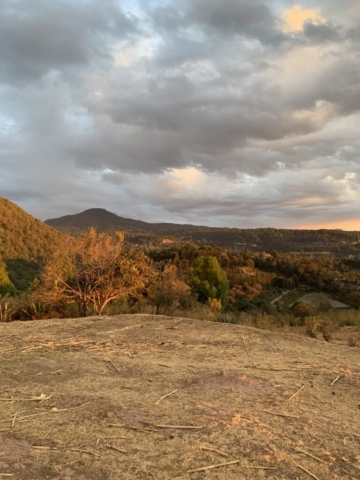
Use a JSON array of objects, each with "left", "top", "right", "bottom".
[
  {"left": 1, "top": 0, "right": 360, "bottom": 229},
  {"left": 282, "top": 5, "right": 323, "bottom": 33},
  {"left": 0, "top": 0, "right": 138, "bottom": 84}
]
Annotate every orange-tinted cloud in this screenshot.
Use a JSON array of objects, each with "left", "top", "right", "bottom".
[{"left": 282, "top": 5, "right": 323, "bottom": 33}]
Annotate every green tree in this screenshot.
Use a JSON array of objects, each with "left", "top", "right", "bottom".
[
  {"left": 0, "top": 257, "right": 16, "bottom": 296},
  {"left": 191, "top": 256, "right": 229, "bottom": 307}
]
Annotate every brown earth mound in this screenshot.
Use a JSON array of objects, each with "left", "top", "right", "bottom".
[{"left": 0, "top": 315, "right": 359, "bottom": 479}]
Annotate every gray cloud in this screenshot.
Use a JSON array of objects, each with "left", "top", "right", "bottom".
[
  {"left": 1, "top": 0, "right": 360, "bottom": 228},
  {"left": 0, "top": 0, "right": 137, "bottom": 84}
]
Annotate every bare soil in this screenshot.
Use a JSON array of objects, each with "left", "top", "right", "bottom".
[{"left": 0, "top": 315, "right": 359, "bottom": 479}]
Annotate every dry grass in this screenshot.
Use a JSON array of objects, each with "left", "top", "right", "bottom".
[{"left": 0, "top": 314, "right": 360, "bottom": 479}]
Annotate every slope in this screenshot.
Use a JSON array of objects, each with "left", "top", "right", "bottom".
[
  {"left": 0, "top": 197, "right": 66, "bottom": 289},
  {"left": 0, "top": 314, "right": 359, "bottom": 479},
  {"left": 45, "top": 208, "right": 197, "bottom": 233}
]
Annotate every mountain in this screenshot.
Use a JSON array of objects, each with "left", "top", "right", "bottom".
[
  {"left": 45, "top": 208, "right": 198, "bottom": 233},
  {"left": 0, "top": 197, "right": 66, "bottom": 290},
  {"left": 45, "top": 207, "right": 359, "bottom": 253}
]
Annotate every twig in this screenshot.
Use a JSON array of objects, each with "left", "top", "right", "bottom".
[
  {"left": 16, "top": 401, "right": 92, "bottom": 422},
  {"left": 155, "top": 389, "right": 178, "bottom": 405},
  {"left": 289, "top": 384, "right": 305, "bottom": 401},
  {"left": 105, "top": 358, "right": 122, "bottom": 373},
  {"left": 11, "top": 413, "right": 17, "bottom": 428},
  {"left": 0, "top": 475, "right": 14, "bottom": 478},
  {"left": 309, "top": 393, "right": 325, "bottom": 404},
  {"left": 256, "top": 409, "right": 299, "bottom": 419},
  {"left": 32, "top": 446, "right": 56, "bottom": 451},
  {"left": 108, "top": 424, "right": 155, "bottom": 433},
  {"left": 71, "top": 448, "right": 101, "bottom": 458},
  {"left": 155, "top": 425, "right": 204, "bottom": 430},
  {"left": 295, "top": 463, "right": 320, "bottom": 480},
  {"left": 199, "top": 446, "right": 229, "bottom": 457},
  {"left": 101, "top": 436, "right": 128, "bottom": 439},
  {"left": 294, "top": 448, "right": 323, "bottom": 463},
  {"left": 187, "top": 461, "right": 276, "bottom": 474},
  {"left": 183, "top": 367, "right": 197, "bottom": 374},
  {"left": 106, "top": 444, "right": 127, "bottom": 454},
  {"left": 247, "top": 466, "right": 277, "bottom": 470},
  {"left": 187, "top": 460, "right": 240, "bottom": 473},
  {"left": 331, "top": 376, "right": 340, "bottom": 386}
]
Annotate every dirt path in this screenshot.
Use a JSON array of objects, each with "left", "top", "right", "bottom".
[
  {"left": 0, "top": 314, "right": 359, "bottom": 479},
  {"left": 270, "top": 290, "right": 289, "bottom": 304}
]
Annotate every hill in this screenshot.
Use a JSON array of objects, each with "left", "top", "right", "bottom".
[
  {"left": 0, "top": 314, "right": 359, "bottom": 479},
  {"left": 45, "top": 208, "right": 198, "bottom": 233},
  {"left": 0, "top": 197, "right": 66, "bottom": 289},
  {"left": 46, "top": 207, "right": 360, "bottom": 253}
]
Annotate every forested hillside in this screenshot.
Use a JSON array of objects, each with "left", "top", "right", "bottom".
[
  {"left": 0, "top": 197, "right": 66, "bottom": 289},
  {"left": 0, "top": 197, "right": 65, "bottom": 260}
]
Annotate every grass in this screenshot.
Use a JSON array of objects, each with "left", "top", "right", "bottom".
[{"left": 0, "top": 314, "right": 359, "bottom": 479}]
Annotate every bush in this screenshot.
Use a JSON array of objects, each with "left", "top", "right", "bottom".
[
  {"left": 347, "top": 335, "right": 359, "bottom": 347},
  {"left": 305, "top": 316, "right": 321, "bottom": 338},
  {"left": 216, "top": 314, "right": 238, "bottom": 324}
]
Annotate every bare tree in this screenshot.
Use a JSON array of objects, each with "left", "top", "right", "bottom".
[{"left": 40, "top": 228, "right": 154, "bottom": 316}]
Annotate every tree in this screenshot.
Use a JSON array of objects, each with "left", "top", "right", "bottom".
[
  {"left": 0, "top": 257, "right": 16, "bottom": 296},
  {"left": 39, "top": 228, "right": 154, "bottom": 316},
  {"left": 191, "top": 256, "right": 229, "bottom": 307},
  {"left": 148, "top": 264, "right": 190, "bottom": 315}
]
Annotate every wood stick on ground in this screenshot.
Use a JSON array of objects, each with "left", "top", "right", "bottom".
[
  {"left": 11, "top": 412, "right": 20, "bottom": 428},
  {"left": 101, "top": 436, "right": 128, "bottom": 439},
  {"left": 289, "top": 384, "right": 305, "bottom": 401},
  {"left": 247, "top": 466, "right": 277, "bottom": 470},
  {"left": 32, "top": 446, "right": 56, "bottom": 451},
  {"left": 71, "top": 448, "right": 101, "bottom": 458},
  {"left": 331, "top": 375, "right": 340, "bottom": 386},
  {"left": 105, "top": 358, "right": 122, "bottom": 373},
  {"left": 256, "top": 409, "right": 299, "bottom": 419},
  {"left": 155, "top": 425, "right": 204, "bottom": 430},
  {"left": 108, "top": 424, "right": 155, "bottom": 433},
  {"left": 309, "top": 393, "right": 325, "bottom": 404},
  {"left": 295, "top": 463, "right": 321, "bottom": 480},
  {"left": 187, "top": 460, "right": 241, "bottom": 473},
  {"left": 16, "top": 401, "right": 92, "bottom": 422},
  {"left": 106, "top": 444, "right": 127, "bottom": 454},
  {"left": 0, "top": 475, "right": 14, "bottom": 478},
  {"left": 154, "top": 389, "right": 178, "bottom": 405},
  {"left": 294, "top": 448, "right": 323, "bottom": 463},
  {"left": 199, "top": 446, "right": 229, "bottom": 457}
]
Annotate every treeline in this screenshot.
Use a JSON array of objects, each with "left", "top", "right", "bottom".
[{"left": 1, "top": 229, "right": 360, "bottom": 322}]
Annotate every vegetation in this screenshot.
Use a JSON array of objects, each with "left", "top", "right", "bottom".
[
  {"left": 147, "top": 264, "right": 190, "bottom": 315},
  {"left": 0, "top": 197, "right": 65, "bottom": 289},
  {"left": 191, "top": 255, "right": 229, "bottom": 308},
  {"left": 45, "top": 205, "right": 360, "bottom": 255},
  {"left": 0, "top": 256, "right": 16, "bottom": 296},
  {"left": 38, "top": 228, "right": 154, "bottom": 316},
  {"left": 1, "top": 196, "right": 360, "bottom": 344}
]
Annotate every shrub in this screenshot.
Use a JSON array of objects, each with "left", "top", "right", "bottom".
[
  {"left": 305, "top": 316, "right": 321, "bottom": 338},
  {"left": 216, "top": 314, "right": 238, "bottom": 324},
  {"left": 347, "top": 335, "right": 359, "bottom": 347}
]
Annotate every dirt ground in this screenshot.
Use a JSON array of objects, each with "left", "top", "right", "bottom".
[{"left": 0, "top": 314, "right": 359, "bottom": 480}]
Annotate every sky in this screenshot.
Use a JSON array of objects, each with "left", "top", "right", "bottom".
[{"left": 1, "top": 0, "right": 360, "bottom": 229}]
